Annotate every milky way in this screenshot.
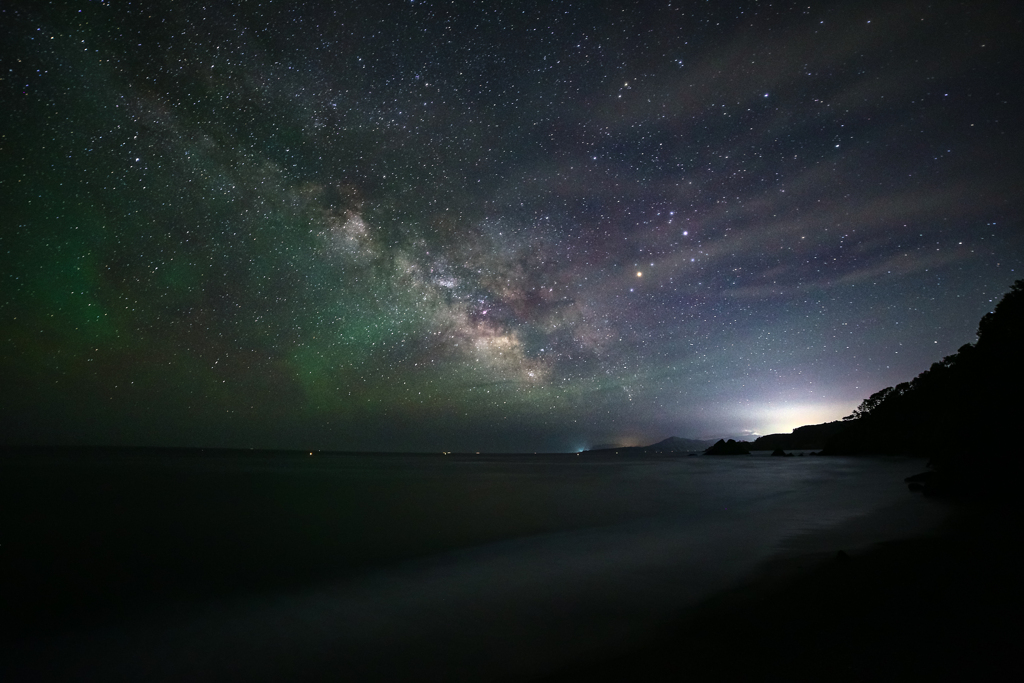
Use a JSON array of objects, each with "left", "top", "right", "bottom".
[{"left": 2, "top": 1, "right": 1021, "bottom": 451}]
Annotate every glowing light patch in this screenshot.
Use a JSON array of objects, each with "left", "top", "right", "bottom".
[{"left": 730, "top": 403, "right": 851, "bottom": 437}]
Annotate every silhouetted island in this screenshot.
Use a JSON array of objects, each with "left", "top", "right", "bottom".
[
  {"left": 750, "top": 421, "right": 847, "bottom": 451},
  {"left": 703, "top": 438, "right": 752, "bottom": 455}
]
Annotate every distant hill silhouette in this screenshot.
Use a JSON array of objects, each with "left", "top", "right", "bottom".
[
  {"left": 647, "top": 436, "right": 719, "bottom": 453},
  {"left": 585, "top": 436, "right": 717, "bottom": 455},
  {"left": 585, "top": 444, "right": 622, "bottom": 454},
  {"left": 750, "top": 421, "right": 848, "bottom": 451},
  {"left": 819, "top": 279, "right": 1024, "bottom": 493}
]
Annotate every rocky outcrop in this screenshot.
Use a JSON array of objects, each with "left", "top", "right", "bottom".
[
  {"left": 752, "top": 422, "right": 849, "bottom": 451},
  {"left": 704, "top": 439, "right": 752, "bottom": 455}
]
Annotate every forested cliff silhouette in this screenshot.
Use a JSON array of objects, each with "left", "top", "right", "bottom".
[{"left": 823, "top": 280, "right": 1024, "bottom": 488}]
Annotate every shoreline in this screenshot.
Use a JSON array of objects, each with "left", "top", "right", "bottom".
[
  {"left": 536, "top": 498, "right": 1023, "bottom": 682},
  {"left": 3, "top": 455, "right": 1002, "bottom": 682}
]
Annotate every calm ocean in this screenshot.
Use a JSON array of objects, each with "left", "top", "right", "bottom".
[{"left": 4, "top": 452, "right": 949, "bottom": 681}]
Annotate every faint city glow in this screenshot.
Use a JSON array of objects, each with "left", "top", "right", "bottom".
[{"left": 730, "top": 403, "right": 852, "bottom": 436}]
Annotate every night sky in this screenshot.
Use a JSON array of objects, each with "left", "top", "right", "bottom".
[{"left": 2, "top": 1, "right": 1021, "bottom": 452}]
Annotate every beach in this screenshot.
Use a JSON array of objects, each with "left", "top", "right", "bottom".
[
  {"left": 1, "top": 450, "right": 987, "bottom": 681},
  {"left": 541, "top": 498, "right": 1023, "bottom": 681}
]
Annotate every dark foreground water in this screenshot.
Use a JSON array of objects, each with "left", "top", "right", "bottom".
[{"left": 1, "top": 451, "right": 949, "bottom": 681}]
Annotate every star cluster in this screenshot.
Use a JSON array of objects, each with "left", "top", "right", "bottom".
[{"left": 2, "top": 0, "right": 1021, "bottom": 451}]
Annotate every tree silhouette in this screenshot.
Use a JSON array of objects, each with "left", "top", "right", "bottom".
[{"left": 824, "top": 279, "right": 1024, "bottom": 492}]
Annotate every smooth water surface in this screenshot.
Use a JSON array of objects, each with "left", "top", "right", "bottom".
[{"left": 2, "top": 452, "right": 948, "bottom": 681}]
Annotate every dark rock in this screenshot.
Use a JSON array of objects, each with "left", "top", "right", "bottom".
[
  {"left": 704, "top": 438, "right": 752, "bottom": 455},
  {"left": 750, "top": 421, "right": 850, "bottom": 451}
]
